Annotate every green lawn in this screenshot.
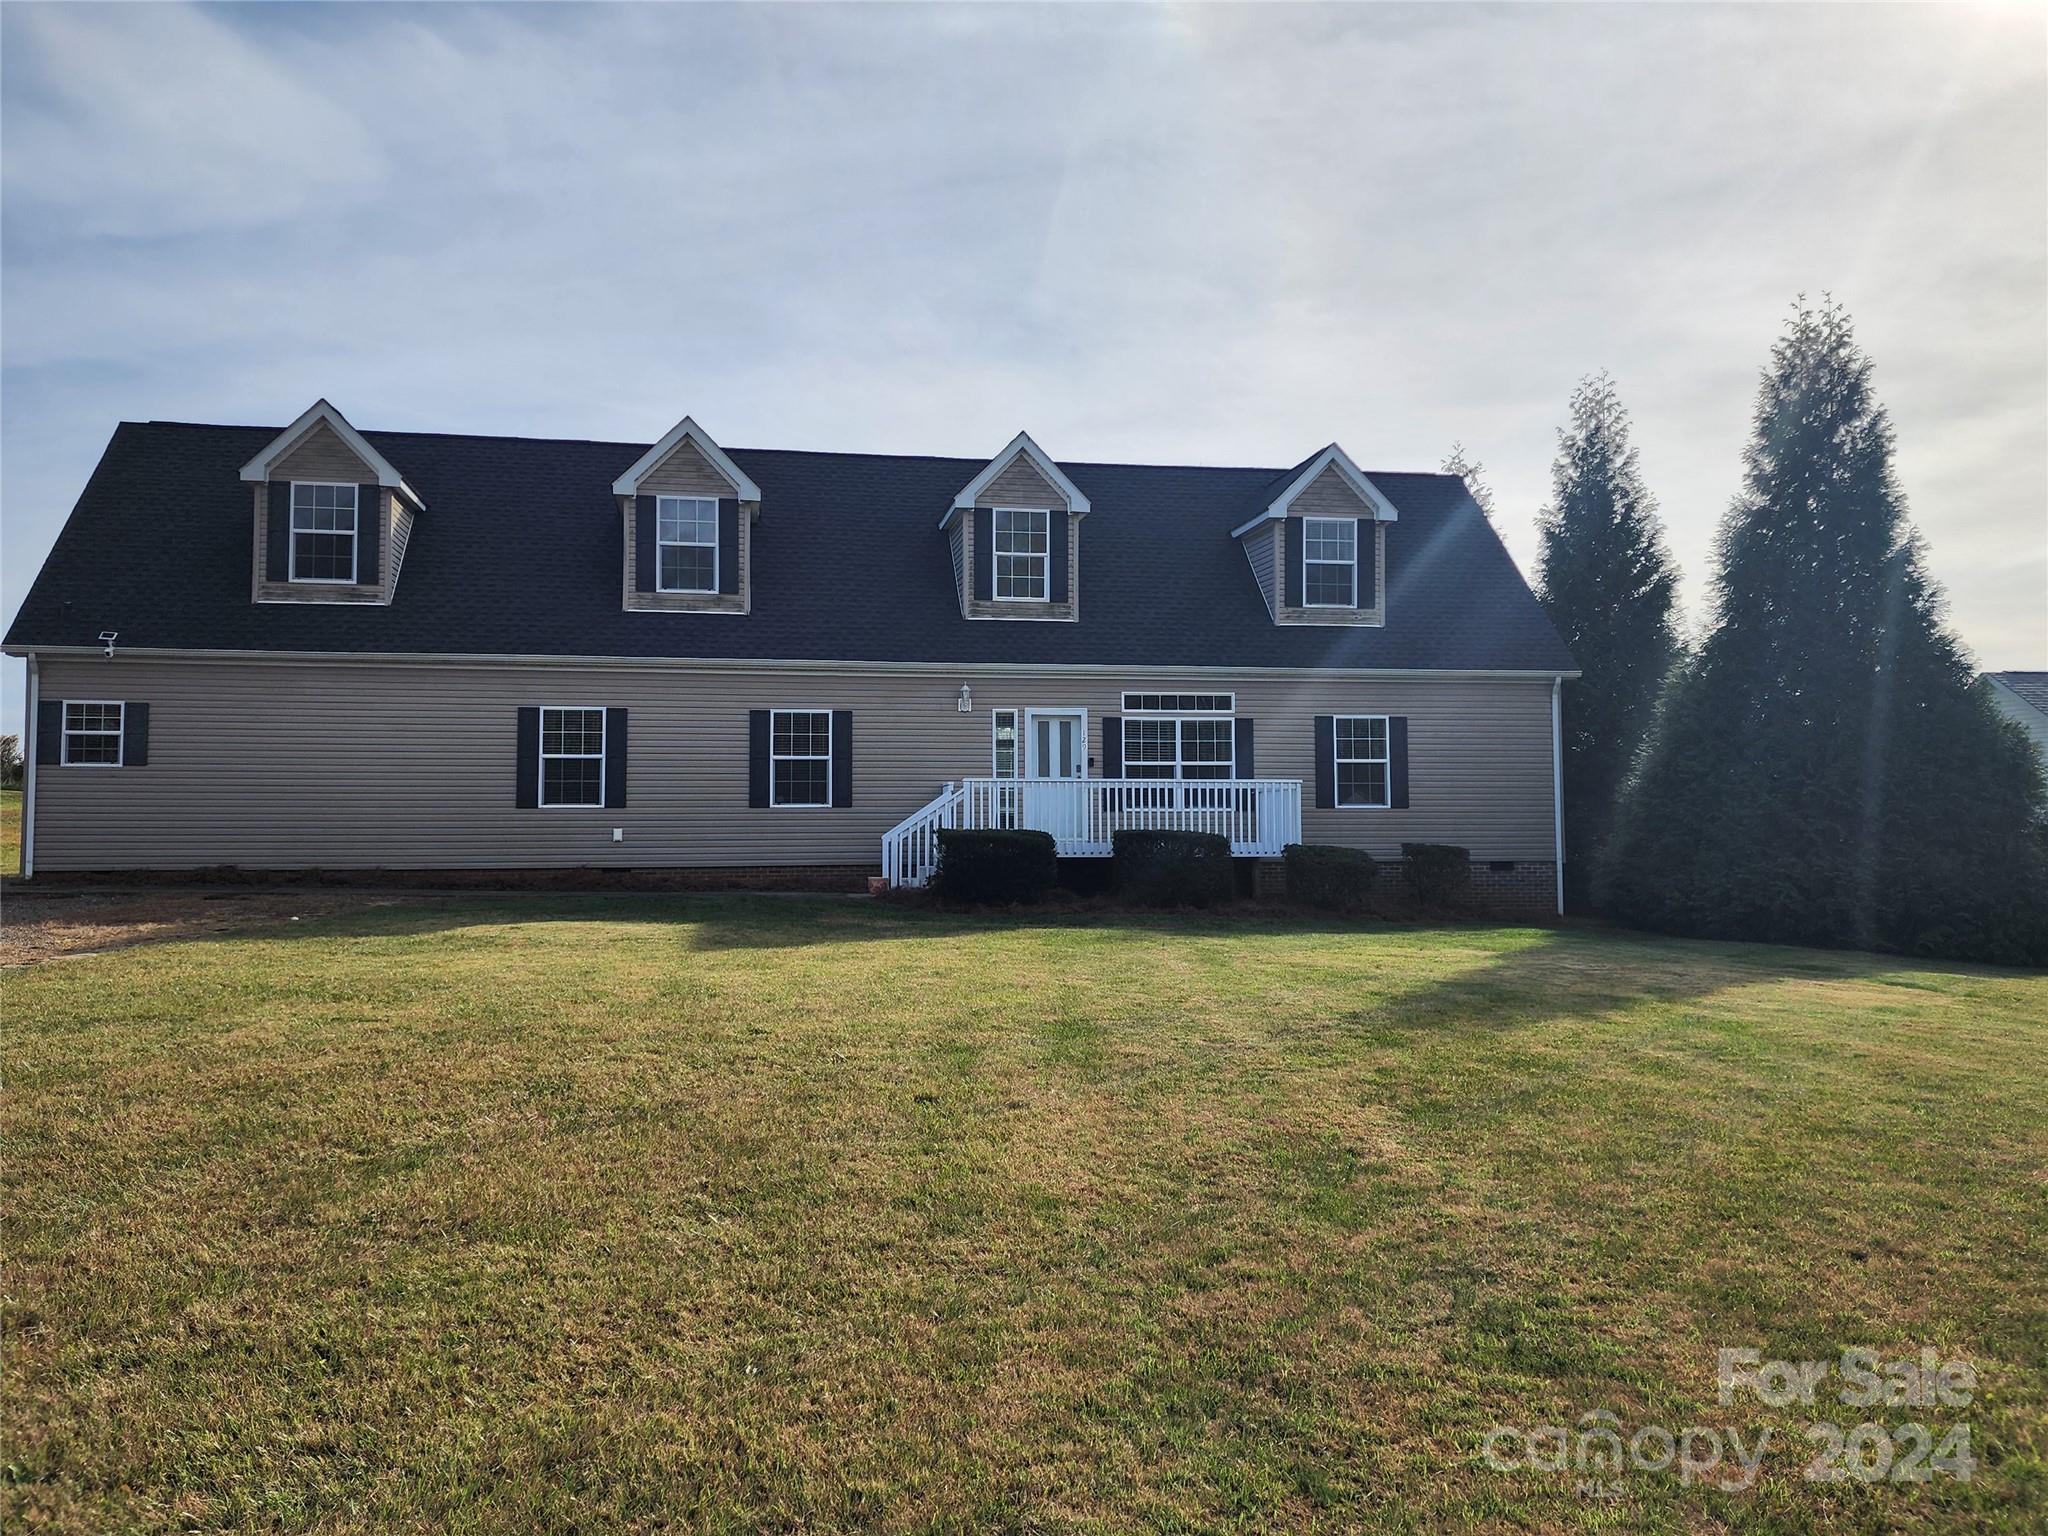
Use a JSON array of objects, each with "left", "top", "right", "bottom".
[
  {"left": 6, "top": 898, "right": 2045, "bottom": 1533},
  {"left": 2, "top": 787, "right": 19, "bottom": 875}
]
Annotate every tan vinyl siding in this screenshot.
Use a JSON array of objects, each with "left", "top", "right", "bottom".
[
  {"left": 961, "top": 510, "right": 1081, "bottom": 623},
  {"left": 622, "top": 496, "right": 750, "bottom": 614},
  {"left": 251, "top": 483, "right": 392, "bottom": 605},
  {"left": 637, "top": 438, "right": 738, "bottom": 497},
  {"left": 385, "top": 501, "right": 415, "bottom": 601},
  {"left": 271, "top": 421, "right": 373, "bottom": 483},
  {"left": 976, "top": 454, "right": 1061, "bottom": 508},
  {"left": 948, "top": 516, "right": 967, "bottom": 614},
  {"left": 29, "top": 656, "right": 1558, "bottom": 870},
  {"left": 1290, "top": 462, "right": 1369, "bottom": 518},
  {"left": 1241, "top": 522, "right": 1278, "bottom": 617},
  {"left": 1277, "top": 519, "right": 1385, "bottom": 627}
]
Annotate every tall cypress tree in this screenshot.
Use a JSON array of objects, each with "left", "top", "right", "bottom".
[
  {"left": 1535, "top": 372, "right": 1680, "bottom": 906},
  {"left": 1603, "top": 299, "right": 2046, "bottom": 963}
]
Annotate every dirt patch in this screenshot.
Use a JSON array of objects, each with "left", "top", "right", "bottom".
[{"left": 0, "top": 889, "right": 416, "bottom": 965}]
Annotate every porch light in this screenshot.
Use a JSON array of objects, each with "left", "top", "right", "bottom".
[{"left": 958, "top": 684, "right": 972, "bottom": 713}]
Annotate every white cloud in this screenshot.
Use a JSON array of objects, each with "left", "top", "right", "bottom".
[{"left": 3, "top": 0, "right": 2043, "bottom": 739}]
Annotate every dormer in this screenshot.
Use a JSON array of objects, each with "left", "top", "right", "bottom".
[
  {"left": 938, "top": 431, "right": 1089, "bottom": 622},
  {"left": 612, "top": 417, "right": 761, "bottom": 614},
  {"left": 1231, "top": 444, "right": 1398, "bottom": 626},
  {"left": 240, "top": 400, "right": 424, "bottom": 606}
]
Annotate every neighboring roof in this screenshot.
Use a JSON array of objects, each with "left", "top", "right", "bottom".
[
  {"left": 610, "top": 415, "right": 762, "bottom": 501},
  {"left": 238, "top": 399, "right": 423, "bottom": 509},
  {"left": 1987, "top": 672, "right": 2048, "bottom": 718},
  {"left": 940, "top": 430, "right": 1091, "bottom": 528},
  {"left": 5, "top": 419, "right": 1578, "bottom": 674},
  {"left": 1230, "top": 442, "right": 1399, "bottom": 538}
]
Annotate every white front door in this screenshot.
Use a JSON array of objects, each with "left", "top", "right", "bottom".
[{"left": 1023, "top": 710, "right": 1087, "bottom": 847}]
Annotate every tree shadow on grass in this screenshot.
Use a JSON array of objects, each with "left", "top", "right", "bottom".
[{"left": 1344, "top": 922, "right": 2010, "bottom": 1040}]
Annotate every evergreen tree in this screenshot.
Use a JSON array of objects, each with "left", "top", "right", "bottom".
[
  {"left": 1602, "top": 298, "right": 2047, "bottom": 964},
  {"left": 1535, "top": 372, "right": 1680, "bottom": 906},
  {"left": 1440, "top": 441, "right": 1497, "bottom": 522}
]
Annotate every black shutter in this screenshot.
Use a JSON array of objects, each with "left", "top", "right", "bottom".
[
  {"left": 748, "top": 710, "right": 771, "bottom": 807},
  {"left": 635, "top": 495, "right": 657, "bottom": 593},
  {"left": 973, "top": 509, "right": 993, "bottom": 601},
  {"left": 1233, "top": 718, "right": 1254, "bottom": 779},
  {"left": 123, "top": 702, "right": 150, "bottom": 767},
  {"left": 1389, "top": 716, "right": 1410, "bottom": 809},
  {"left": 1356, "top": 518, "right": 1376, "bottom": 608},
  {"left": 1049, "top": 511, "right": 1069, "bottom": 603},
  {"left": 515, "top": 707, "right": 540, "bottom": 808},
  {"left": 1101, "top": 717, "right": 1122, "bottom": 778},
  {"left": 717, "top": 498, "right": 741, "bottom": 595},
  {"left": 267, "top": 481, "right": 292, "bottom": 581},
  {"left": 1313, "top": 715, "right": 1335, "bottom": 808},
  {"left": 831, "top": 709, "right": 853, "bottom": 807},
  {"left": 1284, "top": 518, "right": 1303, "bottom": 607},
  {"left": 604, "top": 707, "right": 628, "bottom": 808},
  {"left": 356, "top": 485, "right": 381, "bottom": 587},
  {"left": 36, "top": 700, "right": 61, "bottom": 766}
]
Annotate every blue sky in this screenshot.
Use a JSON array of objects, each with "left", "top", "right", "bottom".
[{"left": 4, "top": 2, "right": 2043, "bottom": 733}]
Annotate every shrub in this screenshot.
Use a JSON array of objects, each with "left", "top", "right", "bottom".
[
  {"left": 1402, "top": 842, "right": 1473, "bottom": 911},
  {"left": 934, "top": 828, "right": 1056, "bottom": 905},
  {"left": 1112, "top": 830, "right": 1234, "bottom": 907},
  {"left": 1283, "top": 843, "right": 1379, "bottom": 911}
]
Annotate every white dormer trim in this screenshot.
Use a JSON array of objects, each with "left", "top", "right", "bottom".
[
  {"left": 1229, "top": 443, "right": 1399, "bottom": 539},
  {"left": 611, "top": 416, "right": 762, "bottom": 501},
  {"left": 239, "top": 399, "right": 423, "bottom": 509},
  {"left": 938, "top": 431, "right": 1091, "bottom": 530}
]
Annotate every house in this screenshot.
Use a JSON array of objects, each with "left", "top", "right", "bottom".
[
  {"left": 1985, "top": 672, "right": 2048, "bottom": 783},
  {"left": 5, "top": 402, "right": 1578, "bottom": 910}
]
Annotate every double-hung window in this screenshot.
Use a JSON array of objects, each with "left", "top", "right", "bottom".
[
  {"left": 657, "top": 495, "right": 717, "bottom": 593},
  {"left": 290, "top": 483, "right": 359, "bottom": 583},
  {"left": 992, "top": 508, "right": 1049, "bottom": 600},
  {"left": 1334, "top": 715, "right": 1390, "bottom": 807},
  {"left": 770, "top": 709, "right": 832, "bottom": 807},
  {"left": 1302, "top": 516, "right": 1358, "bottom": 607},
  {"left": 1124, "top": 717, "right": 1234, "bottom": 780},
  {"left": 539, "top": 707, "right": 605, "bottom": 807},
  {"left": 62, "top": 701, "right": 124, "bottom": 766}
]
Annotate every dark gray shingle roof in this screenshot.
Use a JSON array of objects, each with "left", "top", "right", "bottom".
[{"left": 5, "top": 420, "right": 1577, "bottom": 673}]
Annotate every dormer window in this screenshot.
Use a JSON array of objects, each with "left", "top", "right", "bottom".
[
  {"left": 290, "top": 483, "right": 360, "bottom": 583},
  {"left": 240, "top": 400, "right": 419, "bottom": 606},
  {"left": 657, "top": 495, "right": 719, "bottom": 593},
  {"left": 993, "top": 508, "right": 1049, "bottom": 600},
  {"left": 1302, "top": 516, "right": 1357, "bottom": 608}
]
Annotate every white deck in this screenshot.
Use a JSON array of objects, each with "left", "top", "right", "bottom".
[{"left": 882, "top": 777, "right": 1303, "bottom": 888}]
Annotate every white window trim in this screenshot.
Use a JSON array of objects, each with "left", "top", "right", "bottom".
[
  {"left": 1333, "top": 713, "right": 1392, "bottom": 809},
  {"left": 655, "top": 494, "right": 719, "bottom": 595},
  {"left": 1301, "top": 516, "right": 1359, "bottom": 609},
  {"left": 991, "top": 507, "right": 1050, "bottom": 603},
  {"left": 769, "top": 707, "right": 834, "bottom": 809},
  {"left": 1120, "top": 692, "right": 1236, "bottom": 716},
  {"left": 990, "top": 707, "right": 1020, "bottom": 778},
  {"left": 60, "top": 698, "right": 125, "bottom": 768},
  {"left": 538, "top": 704, "right": 606, "bottom": 809},
  {"left": 288, "top": 481, "right": 361, "bottom": 585},
  {"left": 1021, "top": 706, "right": 1090, "bottom": 779},
  {"left": 1121, "top": 715, "right": 1234, "bottom": 781}
]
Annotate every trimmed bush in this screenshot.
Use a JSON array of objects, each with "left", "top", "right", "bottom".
[
  {"left": 1402, "top": 842, "right": 1473, "bottom": 911},
  {"left": 934, "top": 828, "right": 1056, "bottom": 905},
  {"left": 1283, "top": 843, "right": 1379, "bottom": 911},
  {"left": 1113, "top": 830, "right": 1234, "bottom": 908}
]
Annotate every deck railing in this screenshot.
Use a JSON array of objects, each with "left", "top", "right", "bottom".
[{"left": 882, "top": 777, "right": 1303, "bottom": 887}]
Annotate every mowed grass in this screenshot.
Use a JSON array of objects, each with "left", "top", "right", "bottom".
[
  {"left": 2, "top": 787, "right": 19, "bottom": 874},
  {"left": 6, "top": 898, "right": 2046, "bottom": 1534}
]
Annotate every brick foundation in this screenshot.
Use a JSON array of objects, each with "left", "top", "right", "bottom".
[{"left": 25, "top": 865, "right": 880, "bottom": 895}]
